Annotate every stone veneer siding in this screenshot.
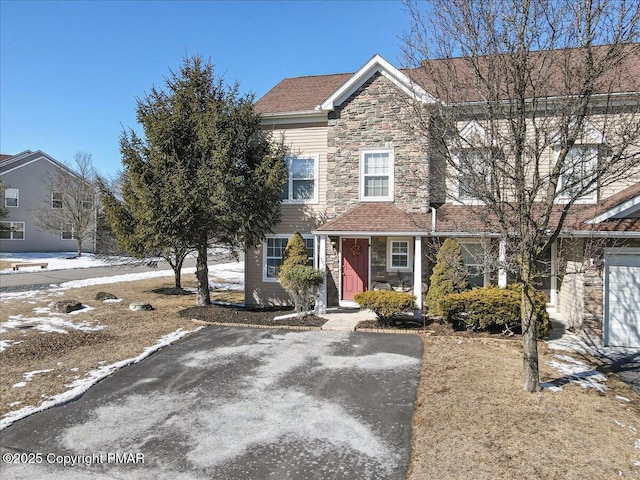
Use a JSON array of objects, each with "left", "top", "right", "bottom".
[{"left": 324, "top": 72, "right": 431, "bottom": 303}]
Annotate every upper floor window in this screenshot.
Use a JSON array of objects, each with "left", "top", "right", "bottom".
[
  {"left": 360, "top": 149, "right": 394, "bottom": 201},
  {"left": 282, "top": 155, "right": 318, "bottom": 204},
  {"left": 387, "top": 237, "right": 413, "bottom": 272},
  {"left": 558, "top": 145, "right": 598, "bottom": 203},
  {"left": 456, "top": 149, "right": 492, "bottom": 204},
  {"left": 4, "top": 188, "right": 19, "bottom": 207},
  {"left": 52, "top": 192, "right": 63, "bottom": 209},
  {"left": 263, "top": 234, "right": 315, "bottom": 281},
  {"left": 0, "top": 221, "right": 24, "bottom": 240}
]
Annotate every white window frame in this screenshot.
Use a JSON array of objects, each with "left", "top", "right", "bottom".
[
  {"left": 262, "top": 234, "right": 315, "bottom": 282},
  {"left": 387, "top": 237, "right": 413, "bottom": 272},
  {"left": 282, "top": 155, "right": 319, "bottom": 204},
  {"left": 61, "top": 223, "right": 75, "bottom": 240},
  {"left": 4, "top": 188, "right": 19, "bottom": 208},
  {"left": 52, "top": 192, "right": 63, "bottom": 209},
  {"left": 360, "top": 148, "right": 394, "bottom": 202},
  {"left": 454, "top": 149, "right": 491, "bottom": 205},
  {"left": 0, "top": 221, "right": 25, "bottom": 240},
  {"left": 556, "top": 144, "right": 598, "bottom": 204},
  {"left": 460, "top": 241, "right": 488, "bottom": 288}
]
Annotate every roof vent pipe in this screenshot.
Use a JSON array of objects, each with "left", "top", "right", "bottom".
[{"left": 431, "top": 206, "right": 437, "bottom": 233}]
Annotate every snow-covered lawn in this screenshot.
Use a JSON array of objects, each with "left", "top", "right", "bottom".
[{"left": 0, "top": 252, "right": 133, "bottom": 273}]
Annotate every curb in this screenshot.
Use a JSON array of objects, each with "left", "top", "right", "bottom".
[{"left": 190, "top": 319, "right": 322, "bottom": 331}]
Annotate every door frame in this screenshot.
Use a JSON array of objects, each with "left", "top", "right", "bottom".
[
  {"left": 339, "top": 236, "right": 371, "bottom": 308},
  {"left": 603, "top": 247, "right": 640, "bottom": 347}
]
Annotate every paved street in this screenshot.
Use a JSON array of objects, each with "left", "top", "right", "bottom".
[{"left": 0, "top": 326, "right": 423, "bottom": 479}]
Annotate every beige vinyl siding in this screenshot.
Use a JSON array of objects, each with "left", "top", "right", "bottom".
[
  {"left": 246, "top": 122, "right": 329, "bottom": 306},
  {"left": 448, "top": 115, "right": 640, "bottom": 205},
  {"left": 557, "top": 239, "right": 585, "bottom": 329}
]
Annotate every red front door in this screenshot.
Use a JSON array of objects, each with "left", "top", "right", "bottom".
[{"left": 342, "top": 238, "right": 369, "bottom": 301}]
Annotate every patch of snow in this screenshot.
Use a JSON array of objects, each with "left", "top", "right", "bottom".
[
  {"left": 546, "top": 354, "right": 607, "bottom": 392},
  {"left": 102, "top": 298, "right": 122, "bottom": 303},
  {"left": 0, "top": 252, "right": 134, "bottom": 274},
  {"left": 616, "top": 395, "right": 632, "bottom": 403},
  {"left": 0, "top": 340, "right": 22, "bottom": 352},
  {"left": 12, "top": 382, "right": 27, "bottom": 388},
  {"left": 636, "top": 439, "right": 640, "bottom": 449},
  {"left": 0, "top": 327, "right": 201, "bottom": 430},
  {"left": 1, "top": 314, "right": 105, "bottom": 335},
  {"left": 541, "top": 382, "right": 563, "bottom": 392},
  {"left": 23, "top": 369, "right": 54, "bottom": 381}
]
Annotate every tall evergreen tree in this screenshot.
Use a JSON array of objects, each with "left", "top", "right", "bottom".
[{"left": 108, "top": 55, "right": 288, "bottom": 305}]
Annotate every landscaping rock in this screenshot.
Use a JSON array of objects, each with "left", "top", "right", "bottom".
[
  {"left": 53, "top": 300, "right": 84, "bottom": 314},
  {"left": 95, "top": 292, "right": 118, "bottom": 301},
  {"left": 129, "top": 302, "right": 153, "bottom": 311}
]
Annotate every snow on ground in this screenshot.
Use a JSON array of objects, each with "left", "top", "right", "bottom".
[
  {"left": 542, "top": 354, "right": 608, "bottom": 393},
  {"left": 0, "top": 252, "right": 242, "bottom": 429},
  {"left": 0, "top": 252, "right": 134, "bottom": 273},
  {"left": 0, "top": 328, "right": 202, "bottom": 430}
]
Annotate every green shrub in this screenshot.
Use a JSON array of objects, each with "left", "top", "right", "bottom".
[
  {"left": 278, "top": 233, "right": 323, "bottom": 318},
  {"left": 354, "top": 291, "right": 416, "bottom": 326},
  {"left": 425, "top": 238, "right": 469, "bottom": 316},
  {"left": 440, "top": 285, "right": 550, "bottom": 338}
]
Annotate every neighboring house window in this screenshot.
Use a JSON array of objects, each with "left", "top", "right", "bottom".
[
  {"left": 558, "top": 145, "right": 598, "bottom": 202},
  {"left": 460, "top": 242, "right": 485, "bottom": 288},
  {"left": 62, "top": 224, "right": 75, "bottom": 240},
  {"left": 82, "top": 198, "right": 93, "bottom": 210},
  {"left": 52, "top": 192, "right": 63, "bottom": 209},
  {"left": 360, "top": 149, "right": 394, "bottom": 201},
  {"left": 4, "top": 188, "right": 19, "bottom": 207},
  {"left": 282, "top": 155, "right": 318, "bottom": 203},
  {"left": 387, "top": 237, "right": 413, "bottom": 272},
  {"left": 0, "top": 221, "right": 25, "bottom": 240},
  {"left": 263, "top": 235, "right": 314, "bottom": 281},
  {"left": 457, "top": 149, "right": 491, "bottom": 203}
]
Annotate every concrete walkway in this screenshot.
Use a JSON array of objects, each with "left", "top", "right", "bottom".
[{"left": 319, "top": 308, "right": 377, "bottom": 331}]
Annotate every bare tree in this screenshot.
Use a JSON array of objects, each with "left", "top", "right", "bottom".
[
  {"left": 34, "top": 151, "right": 97, "bottom": 257},
  {"left": 403, "top": 0, "right": 640, "bottom": 391}
]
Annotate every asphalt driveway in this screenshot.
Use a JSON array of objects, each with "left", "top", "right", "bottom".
[{"left": 0, "top": 326, "right": 423, "bottom": 479}]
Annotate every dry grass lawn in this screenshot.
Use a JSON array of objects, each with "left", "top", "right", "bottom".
[
  {"left": 409, "top": 335, "right": 640, "bottom": 479},
  {"left": 0, "top": 276, "right": 239, "bottom": 419},
  {"left": 1, "top": 277, "right": 638, "bottom": 478}
]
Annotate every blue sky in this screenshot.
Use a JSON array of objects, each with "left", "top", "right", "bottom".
[{"left": 1, "top": 0, "right": 411, "bottom": 178}]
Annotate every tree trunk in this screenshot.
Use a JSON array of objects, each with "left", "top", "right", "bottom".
[
  {"left": 77, "top": 238, "right": 82, "bottom": 258},
  {"left": 195, "top": 243, "right": 210, "bottom": 306},
  {"left": 521, "top": 273, "right": 541, "bottom": 392},
  {"left": 173, "top": 261, "right": 182, "bottom": 289}
]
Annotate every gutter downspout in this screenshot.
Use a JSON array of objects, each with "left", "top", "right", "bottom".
[{"left": 430, "top": 206, "right": 437, "bottom": 233}]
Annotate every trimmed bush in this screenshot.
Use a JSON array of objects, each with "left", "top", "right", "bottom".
[
  {"left": 354, "top": 290, "right": 417, "bottom": 326},
  {"left": 279, "top": 233, "right": 323, "bottom": 318},
  {"left": 425, "top": 238, "right": 469, "bottom": 316},
  {"left": 439, "top": 285, "right": 550, "bottom": 338}
]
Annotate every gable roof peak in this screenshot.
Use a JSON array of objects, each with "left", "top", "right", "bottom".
[{"left": 319, "top": 53, "right": 436, "bottom": 111}]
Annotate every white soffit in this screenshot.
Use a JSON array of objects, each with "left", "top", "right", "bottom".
[{"left": 586, "top": 195, "right": 640, "bottom": 224}]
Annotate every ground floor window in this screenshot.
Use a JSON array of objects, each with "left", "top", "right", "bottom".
[
  {"left": 387, "top": 237, "right": 413, "bottom": 272},
  {"left": 460, "top": 241, "right": 485, "bottom": 288},
  {"left": 263, "top": 234, "right": 314, "bottom": 281},
  {"left": 0, "top": 221, "right": 25, "bottom": 240},
  {"left": 62, "top": 224, "right": 75, "bottom": 240}
]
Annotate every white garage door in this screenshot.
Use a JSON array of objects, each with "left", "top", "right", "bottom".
[{"left": 604, "top": 251, "right": 640, "bottom": 348}]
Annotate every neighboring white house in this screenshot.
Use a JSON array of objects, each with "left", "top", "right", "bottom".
[{"left": 0, "top": 150, "right": 96, "bottom": 253}]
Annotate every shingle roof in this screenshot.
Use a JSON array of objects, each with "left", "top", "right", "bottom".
[
  {"left": 316, "top": 183, "right": 640, "bottom": 236},
  {"left": 255, "top": 73, "right": 353, "bottom": 114},
  {"left": 256, "top": 44, "right": 640, "bottom": 114}
]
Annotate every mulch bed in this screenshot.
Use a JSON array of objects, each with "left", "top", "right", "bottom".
[{"left": 178, "top": 304, "right": 327, "bottom": 327}]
